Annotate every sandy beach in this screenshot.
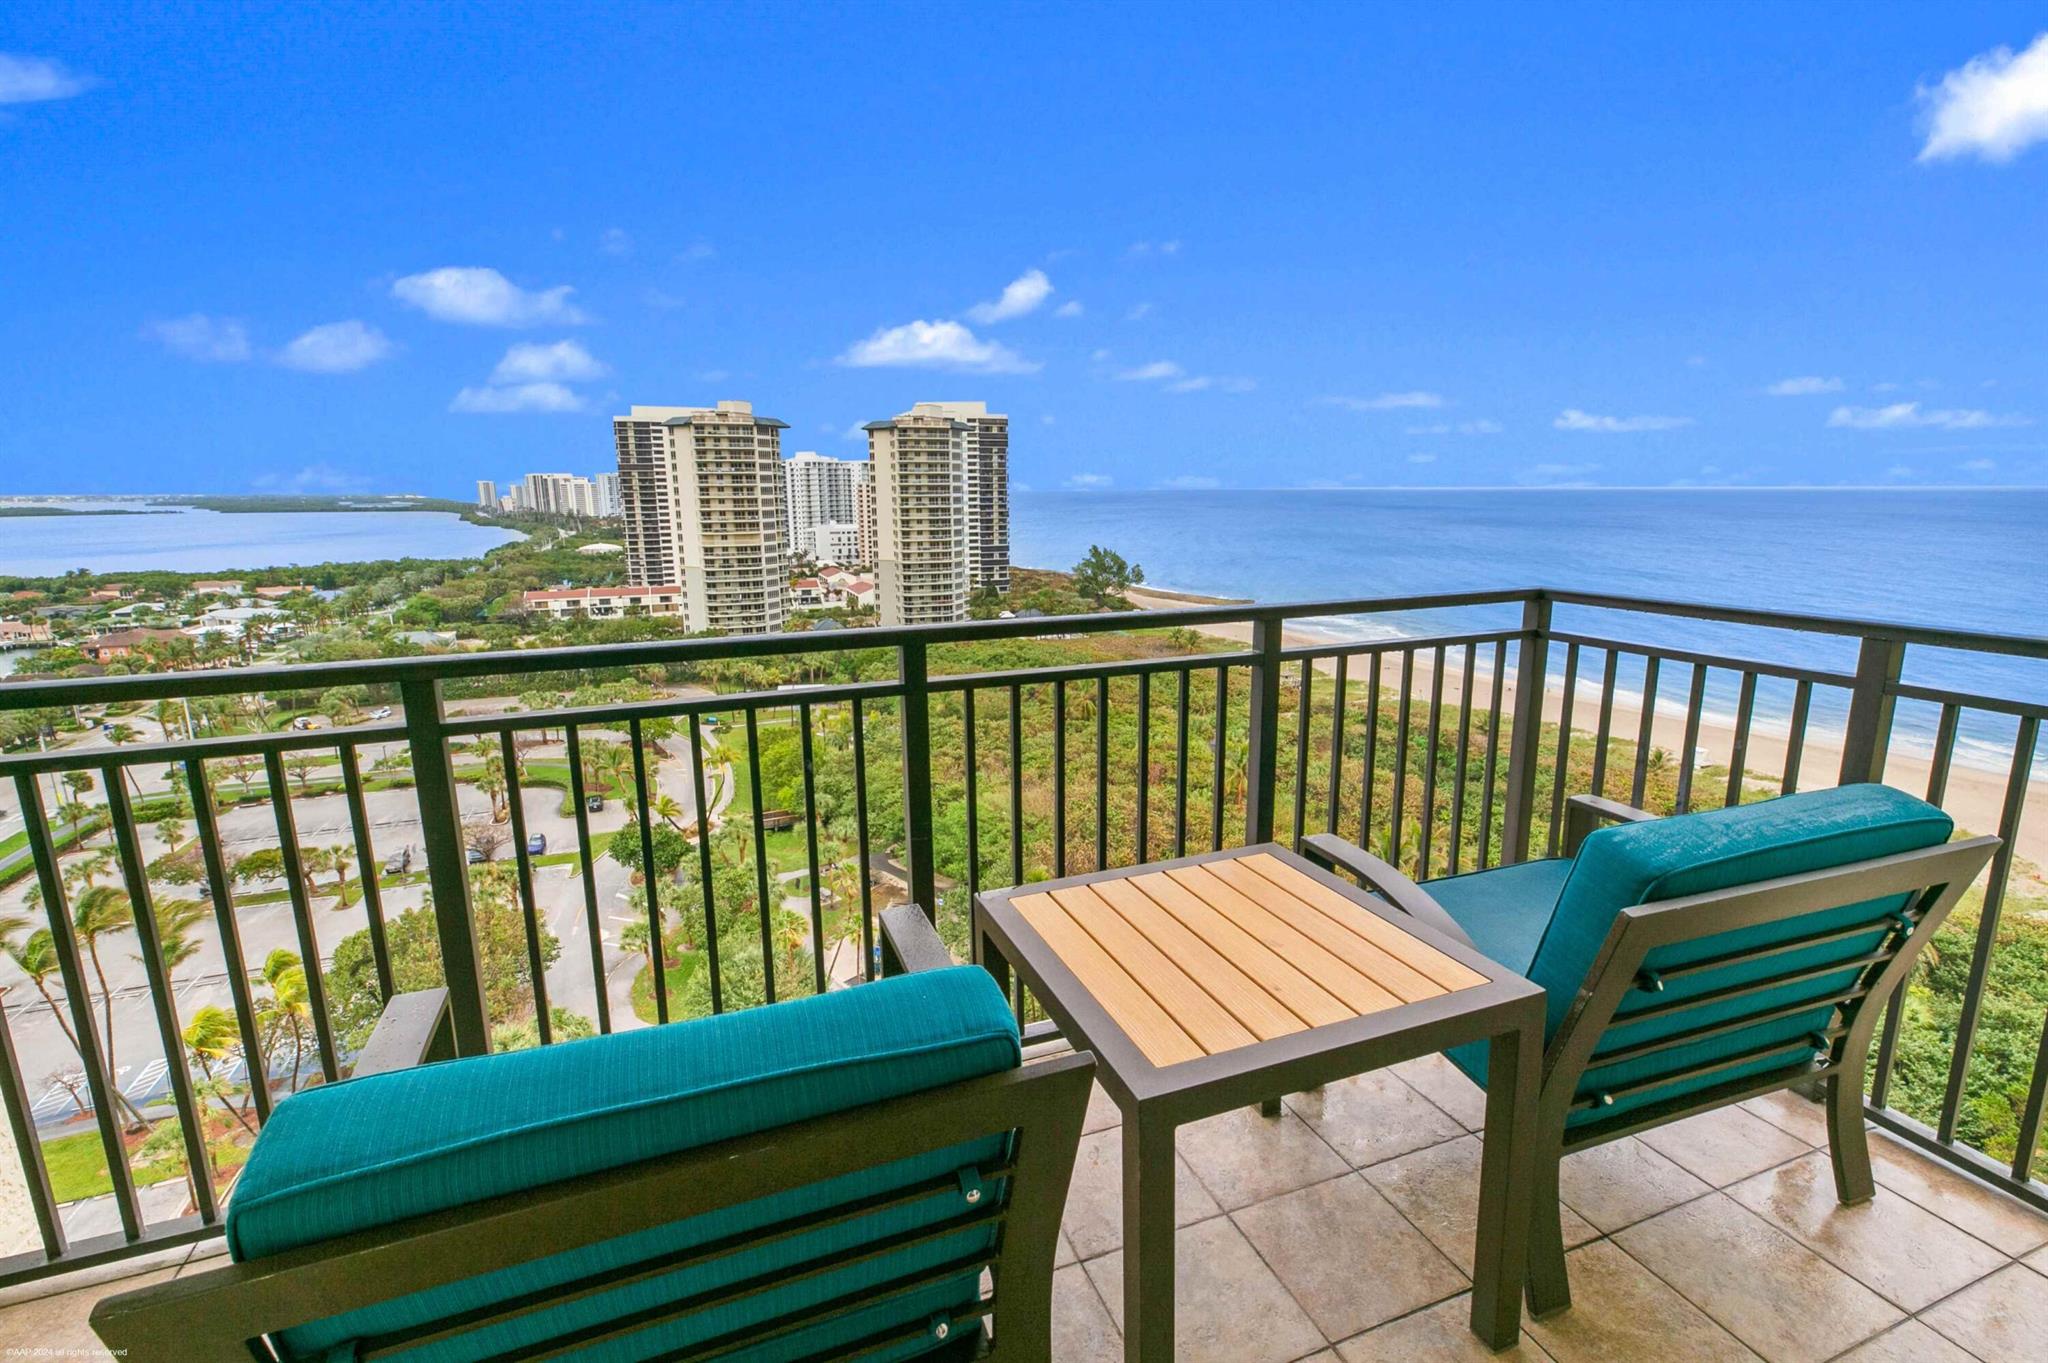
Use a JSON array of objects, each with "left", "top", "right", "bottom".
[{"left": 1125, "top": 588, "right": 2047, "bottom": 875}]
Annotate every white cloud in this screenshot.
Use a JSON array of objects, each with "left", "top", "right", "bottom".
[
  {"left": 676, "top": 241, "right": 717, "bottom": 263},
  {"left": 1040, "top": 413, "right": 1056, "bottom": 425},
  {"left": 1117, "top": 360, "right": 1184, "bottom": 382},
  {"left": 1407, "top": 452, "right": 1439, "bottom": 464},
  {"left": 1826, "top": 402, "right": 2030, "bottom": 430},
  {"left": 1519, "top": 462, "right": 1600, "bottom": 485},
  {"left": 277, "top": 320, "right": 392, "bottom": 373},
  {"left": 1962, "top": 457, "right": 1998, "bottom": 472},
  {"left": 145, "top": 314, "right": 251, "bottom": 363},
  {"left": 965, "top": 269, "right": 1054, "bottom": 324},
  {"left": 1161, "top": 474, "right": 1221, "bottom": 489},
  {"left": 490, "top": 339, "right": 606, "bottom": 384},
  {"left": 1765, "top": 375, "right": 1845, "bottom": 396},
  {"left": 450, "top": 382, "right": 585, "bottom": 414},
  {"left": 1054, "top": 300, "right": 1085, "bottom": 318},
  {"left": 1064, "top": 473, "right": 1114, "bottom": 490},
  {"left": 1554, "top": 408, "right": 1693, "bottom": 433},
  {"left": 599, "top": 228, "right": 632, "bottom": 257},
  {"left": 1169, "top": 374, "right": 1255, "bottom": 394},
  {"left": 1127, "top": 240, "right": 1182, "bottom": 257},
  {"left": 0, "top": 53, "right": 93, "bottom": 104},
  {"left": 1168, "top": 376, "right": 1212, "bottom": 392},
  {"left": 1885, "top": 464, "right": 1917, "bottom": 480},
  {"left": 1090, "top": 348, "right": 1113, "bottom": 362},
  {"left": 1919, "top": 33, "right": 2048, "bottom": 162},
  {"left": 1125, "top": 302, "right": 1154, "bottom": 321},
  {"left": 1324, "top": 391, "right": 1444, "bottom": 411},
  {"left": 643, "top": 288, "right": 687, "bottom": 311},
  {"left": 696, "top": 368, "right": 731, "bottom": 383},
  {"left": 391, "top": 266, "right": 588, "bottom": 326},
  {"left": 836, "top": 319, "right": 1039, "bottom": 373},
  {"left": 1405, "top": 419, "right": 1502, "bottom": 436}
]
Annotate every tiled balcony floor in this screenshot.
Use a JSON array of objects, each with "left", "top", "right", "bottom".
[{"left": 5, "top": 1056, "right": 2046, "bottom": 1361}]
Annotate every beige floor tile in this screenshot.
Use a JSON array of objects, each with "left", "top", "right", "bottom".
[
  {"left": 1232, "top": 1174, "right": 1466, "bottom": 1340},
  {"left": 1920, "top": 1261, "right": 2048, "bottom": 1362},
  {"left": 2025, "top": 1241, "right": 2048, "bottom": 1275},
  {"left": 1286, "top": 1071, "right": 1466, "bottom": 1168},
  {"left": 1636, "top": 1106, "right": 1812, "bottom": 1187},
  {"left": 1084, "top": 1081, "right": 1122, "bottom": 1134},
  {"left": 1524, "top": 1241, "right": 1754, "bottom": 1363},
  {"left": 1866, "top": 1130, "right": 2048, "bottom": 1257},
  {"left": 1615, "top": 1193, "right": 1900, "bottom": 1363},
  {"left": 1055, "top": 1230, "right": 1076, "bottom": 1268},
  {"left": 1831, "top": 1320, "right": 1978, "bottom": 1363},
  {"left": 1390, "top": 1053, "right": 1489, "bottom": 1130},
  {"left": 1084, "top": 1214, "right": 1327, "bottom": 1363},
  {"left": 1051, "top": 1263, "right": 1121, "bottom": 1363},
  {"left": 1726, "top": 1150, "right": 2008, "bottom": 1311},
  {"left": 0, "top": 1268, "right": 178, "bottom": 1357},
  {"left": 1335, "top": 1294, "right": 1554, "bottom": 1362},
  {"left": 1362, "top": 1134, "right": 1597, "bottom": 1276},
  {"left": 1557, "top": 1136, "right": 1711, "bottom": 1232},
  {"left": 1739, "top": 1090, "right": 1828, "bottom": 1146},
  {"left": 1175, "top": 1106, "right": 1350, "bottom": 1210},
  {"left": 1062, "top": 1127, "right": 1222, "bottom": 1260}
]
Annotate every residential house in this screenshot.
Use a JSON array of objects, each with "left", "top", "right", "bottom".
[
  {"left": 81, "top": 627, "right": 189, "bottom": 664},
  {"left": 521, "top": 585, "right": 686, "bottom": 619}
]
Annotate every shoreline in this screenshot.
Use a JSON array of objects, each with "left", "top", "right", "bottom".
[{"left": 1122, "top": 587, "right": 2048, "bottom": 874}]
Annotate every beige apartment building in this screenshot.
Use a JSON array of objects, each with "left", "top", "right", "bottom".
[
  {"left": 914, "top": 401, "right": 1010, "bottom": 594},
  {"left": 612, "top": 401, "right": 791, "bottom": 635},
  {"left": 864, "top": 408, "right": 972, "bottom": 624}
]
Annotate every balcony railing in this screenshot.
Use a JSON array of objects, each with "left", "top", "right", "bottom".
[{"left": 0, "top": 586, "right": 2042, "bottom": 1287}]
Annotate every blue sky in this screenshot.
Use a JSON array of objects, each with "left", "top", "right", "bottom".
[{"left": 4, "top": 2, "right": 2047, "bottom": 497}]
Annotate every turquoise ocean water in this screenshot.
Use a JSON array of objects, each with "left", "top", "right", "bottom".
[{"left": 1013, "top": 489, "right": 2048, "bottom": 773}]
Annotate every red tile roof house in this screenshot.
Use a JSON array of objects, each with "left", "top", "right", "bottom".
[
  {"left": 790, "top": 577, "right": 830, "bottom": 608},
  {"left": 253, "top": 585, "right": 315, "bottom": 599},
  {"left": 521, "top": 585, "right": 685, "bottom": 619},
  {"left": 189, "top": 579, "right": 246, "bottom": 595},
  {"left": 81, "top": 627, "right": 189, "bottom": 664}
]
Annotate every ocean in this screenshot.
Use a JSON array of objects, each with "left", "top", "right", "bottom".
[
  {"left": 2, "top": 504, "right": 523, "bottom": 578},
  {"left": 1013, "top": 488, "right": 2048, "bottom": 774}
]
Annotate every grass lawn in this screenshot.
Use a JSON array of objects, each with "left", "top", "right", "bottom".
[
  {"left": 629, "top": 951, "right": 706, "bottom": 1023},
  {"left": 41, "top": 1115, "right": 252, "bottom": 1203}
]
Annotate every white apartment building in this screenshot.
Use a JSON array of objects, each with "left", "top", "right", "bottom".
[
  {"left": 521, "top": 585, "right": 685, "bottom": 619},
  {"left": 613, "top": 401, "right": 791, "bottom": 635},
  {"left": 803, "top": 520, "right": 860, "bottom": 566},
  {"left": 864, "top": 409, "right": 971, "bottom": 625},
  {"left": 475, "top": 480, "right": 497, "bottom": 510},
  {"left": 518, "top": 473, "right": 602, "bottom": 518},
  {"left": 910, "top": 402, "right": 1010, "bottom": 594},
  {"left": 595, "top": 471, "right": 622, "bottom": 518},
  {"left": 782, "top": 452, "right": 862, "bottom": 557}
]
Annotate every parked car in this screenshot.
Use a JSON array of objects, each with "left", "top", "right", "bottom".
[
  {"left": 382, "top": 845, "right": 412, "bottom": 875},
  {"left": 465, "top": 846, "right": 486, "bottom": 865},
  {"left": 526, "top": 833, "right": 548, "bottom": 856},
  {"left": 369, "top": 706, "right": 393, "bottom": 720},
  {"left": 585, "top": 794, "right": 604, "bottom": 813},
  {"left": 290, "top": 716, "right": 318, "bottom": 731}
]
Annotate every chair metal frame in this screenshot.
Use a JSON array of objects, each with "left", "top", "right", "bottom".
[
  {"left": 92, "top": 964, "right": 1094, "bottom": 1363},
  {"left": 1303, "top": 794, "right": 1998, "bottom": 1317}
]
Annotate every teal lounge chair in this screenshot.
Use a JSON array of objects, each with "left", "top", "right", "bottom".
[
  {"left": 91, "top": 957, "right": 1093, "bottom": 1362},
  {"left": 1301, "top": 783, "right": 1997, "bottom": 1317}
]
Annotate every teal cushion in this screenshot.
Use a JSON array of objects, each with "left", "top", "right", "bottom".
[
  {"left": 1421, "top": 858, "right": 1573, "bottom": 976},
  {"left": 228, "top": 966, "right": 1021, "bottom": 1363}
]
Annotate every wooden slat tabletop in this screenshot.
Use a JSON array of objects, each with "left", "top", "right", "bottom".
[{"left": 1007, "top": 848, "right": 1487, "bottom": 1067}]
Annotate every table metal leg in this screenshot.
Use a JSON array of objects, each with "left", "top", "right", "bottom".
[
  {"left": 1470, "top": 1001, "right": 1542, "bottom": 1348},
  {"left": 1122, "top": 1115, "right": 1176, "bottom": 1362},
  {"left": 974, "top": 903, "right": 1012, "bottom": 1005}
]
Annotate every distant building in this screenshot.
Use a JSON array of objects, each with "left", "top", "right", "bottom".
[
  {"left": 783, "top": 451, "right": 863, "bottom": 557},
  {"left": 476, "top": 480, "right": 497, "bottom": 510},
  {"left": 253, "top": 585, "right": 314, "bottom": 600},
  {"left": 521, "top": 585, "right": 687, "bottom": 619},
  {"left": 516, "top": 473, "right": 602, "bottom": 518},
  {"left": 595, "top": 471, "right": 622, "bottom": 518},
  {"left": 802, "top": 520, "right": 860, "bottom": 565},
  {"left": 854, "top": 463, "right": 876, "bottom": 567},
  {"left": 913, "top": 401, "right": 1010, "bottom": 594},
  {"left": 188, "top": 579, "right": 245, "bottom": 596},
  {"left": 81, "top": 627, "right": 188, "bottom": 664},
  {"left": 0, "top": 619, "right": 53, "bottom": 646},
  {"left": 613, "top": 401, "right": 791, "bottom": 635},
  {"left": 865, "top": 409, "right": 970, "bottom": 624}
]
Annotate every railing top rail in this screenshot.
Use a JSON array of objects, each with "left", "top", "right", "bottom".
[
  {"left": 4, "top": 584, "right": 2046, "bottom": 711},
  {"left": 1545, "top": 589, "right": 2048, "bottom": 661}
]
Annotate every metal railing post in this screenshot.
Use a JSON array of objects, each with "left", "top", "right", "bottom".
[
  {"left": 1244, "top": 615, "right": 1284, "bottom": 845},
  {"left": 898, "top": 640, "right": 938, "bottom": 918},
  {"left": 1499, "top": 595, "right": 1552, "bottom": 865},
  {"left": 1840, "top": 634, "right": 1905, "bottom": 785},
  {"left": 398, "top": 677, "right": 491, "bottom": 1055}
]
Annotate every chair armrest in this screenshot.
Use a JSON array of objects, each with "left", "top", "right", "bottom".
[
  {"left": 879, "top": 904, "right": 956, "bottom": 976},
  {"left": 1564, "top": 794, "right": 1656, "bottom": 855},
  {"left": 353, "top": 988, "right": 455, "bottom": 1076},
  {"left": 1297, "top": 834, "right": 1477, "bottom": 952}
]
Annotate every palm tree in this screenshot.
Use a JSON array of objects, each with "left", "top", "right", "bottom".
[
  {"left": 64, "top": 846, "right": 114, "bottom": 894},
  {"left": 73, "top": 884, "right": 150, "bottom": 1128},
  {"left": 649, "top": 792, "right": 688, "bottom": 833},
  {"left": 256, "top": 949, "right": 312, "bottom": 1094},
  {"left": 144, "top": 898, "right": 207, "bottom": 975},
  {"left": 103, "top": 723, "right": 147, "bottom": 800},
  {"left": 3, "top": 929, "right": 89, "bottom": 1110},
  {"left": 183, "top": 1004, "right": 257, "bottom": 1136}
]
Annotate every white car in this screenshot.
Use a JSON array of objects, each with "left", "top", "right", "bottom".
[{"left": 369, "top": 706, "right": 393, "bottom": 719}]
